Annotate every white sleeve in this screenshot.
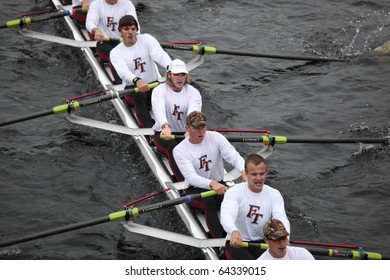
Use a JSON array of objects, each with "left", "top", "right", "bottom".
[
  {"left": 187, "top": 86, "right": 202, "bottom": 114},
  {"left": 216, "top": 132, "right": 245, "bottom": 172},
  {"left": 85, "top": 1, "right": 98, "bottom": 33},
  {"left": 151, "top": 85, "right": 168, "bottom": 130},
  {"left": 145, "top": 35, "right": 172, "bottom": 69},
  {"left": 220, "top": 188, "right": 239, "bottom": 236},
  {"left": 271, "top": 190, "right": 291, "bottom": 235}
]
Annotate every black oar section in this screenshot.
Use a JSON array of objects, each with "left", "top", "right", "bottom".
[
  {"left": 0, "top": 109, "right": 56, "bottom": 127},
  {"left": 169, "top": 135, "right": 389, "bottom": 144},
  {"left": 0, "top": 8, "right": 82, "bottom": 29},
  {"left": 126, "top": 190, "right": 217, "bottom": 219},
  {"left": 225, "top": 136, "right": 389, "bottom": 144},
  {"left": 0, "top": 83, "right": 159, "bottom": 128},
  {"left": 160, "top": 43, "right": 349, "bottom": 62},
  {"left": 246, "top": 242, "right": 389, "bottom": 260},
  {"left": 0, "top": 190, "right": 216, "bottom": 248},
  {"left": 0, "top": 216, "right": 112, "bottom": 248}
]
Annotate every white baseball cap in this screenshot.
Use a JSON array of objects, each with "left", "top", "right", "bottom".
[{"left": 167, "top": 59, "right": 188, "bottom": 74}]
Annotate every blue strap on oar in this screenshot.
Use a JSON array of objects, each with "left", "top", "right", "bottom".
[
  {"left": 196, "top": 44, "right": 205, "bottom": 55},
  {"left": 19, "top": 17, "right": 27, "bottom": 28},
  {"left": 67, "top": 101, "right": 76, "bottom": 113},
  {"left": 264, "top": 133, "right": 276, "bottom": 146},
  {"left": 358, "top": 248, "right": 366, "bottom": 260}
]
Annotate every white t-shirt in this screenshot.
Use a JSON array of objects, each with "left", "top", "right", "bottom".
[
  {"left": 173, "top": 131, "right": 245, "bottom": 189},
  {"left": 110, "top": 34, "right": 172, "bottom": 87},
  {"left": 86, "top": 0, "right": 138, "bottom": 39},
  {"left": 220, "top": 182, "right": 290, "bottom": 241},
  {"left": 258, "top": 246, "right": 315, "bottom": 260},
  {"left": 151, "top": 83, "right": 202, "bottom": 132}
]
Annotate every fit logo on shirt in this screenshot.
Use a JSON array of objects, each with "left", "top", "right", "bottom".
[
  {"left": 198, "top": 155, "right": 211, "bottom": 172},
  {"left": 246, "top": 205, "right": 263, "bottom": 224},
  {"left": 133, "top": 57, "right": 146, "bottom": 73},
  {"left": 172, "top": 105, "right": 184, "bottom": 120},
  {"left": 106, "top": 17, "right": 118, "bottom": 31}
]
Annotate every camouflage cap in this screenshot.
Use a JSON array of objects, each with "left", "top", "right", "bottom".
[
  {"left": 263, "top": 219, "right": 289, "bottom": 240},
  {"left": 186, "top": 111, "right": 207, "bottom": 128}
]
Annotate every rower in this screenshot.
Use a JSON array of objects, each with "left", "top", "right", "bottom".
[
  {"left": 258, "top": 219, "right": 315, "bottom": 260},
  {"left": 220, "top": 154, "right": 290, "bottom": 260},
  {"left": 71, "top": 0, "right": 95, "bottom": 26},
  {"left": 173, "top": 111, "right": 247, "bottom": 239},
  {"left": 110, "top": 15, "right": 172, "bottom": 128},
  {"left": 152, "top": 59, "right": 202, "bottom": 182},
  {"left": 86, "top": 0, "right": 139, "bottom": 81}
]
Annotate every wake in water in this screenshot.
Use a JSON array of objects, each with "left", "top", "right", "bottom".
[
  {"left": 299, "top": 2, "right": 390, "bottom": 58},
  {"left": 0, "top": 247, "right": 23, "bottom": 259}
]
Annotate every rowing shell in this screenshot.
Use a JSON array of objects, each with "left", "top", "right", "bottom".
[{"left": 44, "top": 0, "right": 273, "bottom": 260}]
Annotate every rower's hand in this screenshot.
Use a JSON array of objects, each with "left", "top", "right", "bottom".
[
  {"left": 82, "top": 1, "right": 90, "bottom": 12},
  {"left": 160, "top": 126, "right": 172, "bottom": 140},
  {"left": 230, "top": 230, "right": 243, "bottom": 248},
  {"left": 135, "top": 79, "right": 150, "bottom": 93},
  {"left": 94, "top": 29, "right": 104, "bottom": 42},
  {"left": 209, "top": 180, "right": 227, "bottom": 195}
]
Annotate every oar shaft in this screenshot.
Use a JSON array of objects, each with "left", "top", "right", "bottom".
[
  {"left": 0, "top": 109, "right": 54, "bottom": 127},
  {"left": 0, "top": 190, "right": 215, "bottom": 248},
  {"left": 160, "top": 43, "right": 348, "bottom": 62},
  {"left": 213, "top": 129, "right": 270, "bottom": 133},
  {"left": 215, "top": 48, "right": 348, "bottom": 62},
  {"left": 0, "top": 216, "right": 111, "bottom": 248},
  {"left": 282, "top": 137, "right": 389, "bottom": 144},
  {"left": 128, "top": 190, "right": 217, "bottom": 218},
  {"left": 0, "top": 83, "right": 159, "bottom": 128},
  {"left": 170, "top": 135, "right": 388, "bottom": 144}
]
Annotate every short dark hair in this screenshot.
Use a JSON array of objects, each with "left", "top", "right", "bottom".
[
  {"left": 244, "top": 154, "right": 267, "bottom": 171},
  {"left": 118, "top": 15, "right": 139, "bottom": 31}
]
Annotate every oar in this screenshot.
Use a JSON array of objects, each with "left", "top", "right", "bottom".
[
  {"left": 66, "top": 115, "right": 155, "bottom": 136},
  {"left": 291, "top": 240, "right": 362, "bottom": 250},
  {"left": 245, "top": 242, "right": 389, "bottom": 260},
  {"left": 160, "top": 43, "right": 349, "bottom": 62},
  {"left": 0, "top": 190, "right": 217, "bottom": 248},
  {"left": 0, "top": 8, "right": 82, "bottom": 29},
  {"left": 167, "top": 135, "right": 389, "bottom": 144},
  {"left": 19, "top": 29, "right": 120, "bottom": 48},
  {"left": 121, "top": 223, "right": 388, "bottom": 260},
  {"left": 213, "top": 129, "right": 270, "bottom": 134},
  {"left": 17, "top": 30, "right": 348, "bottom": 62},
  {"left": 0, "top": 82, "right": 159, "bottom": 128}
]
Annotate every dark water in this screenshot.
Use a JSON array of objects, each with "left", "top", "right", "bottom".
[{"left": 0, "top": 0, "right": 389, "bottom": 260}]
